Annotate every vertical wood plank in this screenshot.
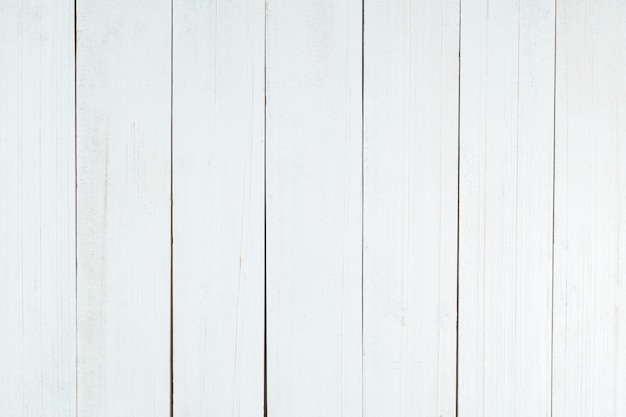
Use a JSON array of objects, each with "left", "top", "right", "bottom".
[
  {"left": 265, "top": 0, "right": 362, "bottom": 415},
  {"left": 172, "top": 0, "right": 264, "bottom": 415},
  {"left": 553, "top": 1, "right": 626, "bottom": 415},
  {"left": 0, "top": 1, "right": 75, "bottom": 415},
  {"left": 362, "top": 1, "right": 458, "bottom": 416},
  {"left": 458, "top": 0, "right": 554, "bottom": 415},
  {"left": 76, "top": 0, "right": 171, "bottom": 415}
]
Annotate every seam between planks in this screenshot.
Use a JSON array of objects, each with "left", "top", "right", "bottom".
[
  {"left": 263, "top": 1, "right": 268, "bottom": 415},
  {"left": 455, "top": 0, "right": 461, "bottom": 416},
  {"left": 550, "top": 1, "right": 557, "bottom": 416},
  {"left": 361, "top": 0, "right": 365, "bottom": 414},
  {"left": 74, "top": 0, "right": 78, "bottom": 413},
  {"left": 170, "top": 0, "right": 174, "bottom": 415}
]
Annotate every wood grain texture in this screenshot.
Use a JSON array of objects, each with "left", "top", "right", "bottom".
[
  {"left": 362, "top": 1, "right": 459, "bottom": 416},
  {"left": 172, "top": 0, "right": 265, "bottom": 415},
  {"left": 76, "top": 0, "right": 171, "bottom": 415},
  {"left": 553, "top": 1, "right": 626, "bottom": 415},
  {"left": 0, "top": 1, "right": 75, "bottom": 416},
  {"left": 265, "top": 0, "right": 362, "bottom": 415},
  {"left": 458, "top": 0, "right": 554, "bottom": 415}
]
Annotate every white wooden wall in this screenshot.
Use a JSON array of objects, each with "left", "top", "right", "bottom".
[
  {"left": 458, "top": 0, "right": 554, "bottom": 416},
  {"left": 0, "top": 1, "right": 75, "bottom": 415},
  {"left": 1, "top": 1, "right": 626, "bottom": 416}
]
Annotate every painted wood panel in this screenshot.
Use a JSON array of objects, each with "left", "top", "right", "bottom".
[
  {"left": 362, "top": 1, "right": 459, "bottom": 416},
  {"left": 3, "top": 2, "right": 626, "bottom": 416},
  {"left": 76, "top": 0, "right": 171, "bottom": 415},
  {"left": 0, "top": 1, "right": 75, "bottom": 415},
  {"left": 553, "top": 1, "right": 626, "bottom": 415},
  {"left": 458, "top": 0, "right": 555, "bottom": 416},
  {"left": 172, "top": 0, "right": 265, "bottom": 416},
  {"left": 265, "top": 0, "right": 362, "bottom": 415}
]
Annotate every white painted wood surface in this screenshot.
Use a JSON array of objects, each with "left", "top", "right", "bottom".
[
  {"left": 0, "top": 1, "right": 75, "bottom": 415},
  {"left": 3, "top": 1, "right": 626, "bottom": 416},
  {"left": 76, "top": 0, "right": 171, "bottom": 415},
  {"left": 553, "top": 1, "right": 626, "bottom": 415},
  {"left": 265, "top": 0, "right": 362, "bottom": 415},
  {"left": 172, "top": 0, "right": 265, "bottom": 416},
  {"left": 363, "top": 1, "right": 459, "bottom": 416},
  {"left": 458, "top": 0, "right": 555, "bottom": 416}
]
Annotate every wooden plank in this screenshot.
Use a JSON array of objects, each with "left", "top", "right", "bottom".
[
  {"left": 172, "top": 0, "right": 264, "bottom": 415},
  {"left": 76, "top": 0, "right": 171, "bottom": 415},
  {"left": 553, "top": 1, "right": 626, "bottom": 415},
  {"left": 362, "top": 1, "right": 458, "bottom": 416},
  {"left": 458, "top": 0, "right": 554, "bottom": 415},
  {"left": 265, "top": 0, "right": 362, "bottom": 415},
  {"left": 0, "top": 1, "right": 75, "bottom": 415}
]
